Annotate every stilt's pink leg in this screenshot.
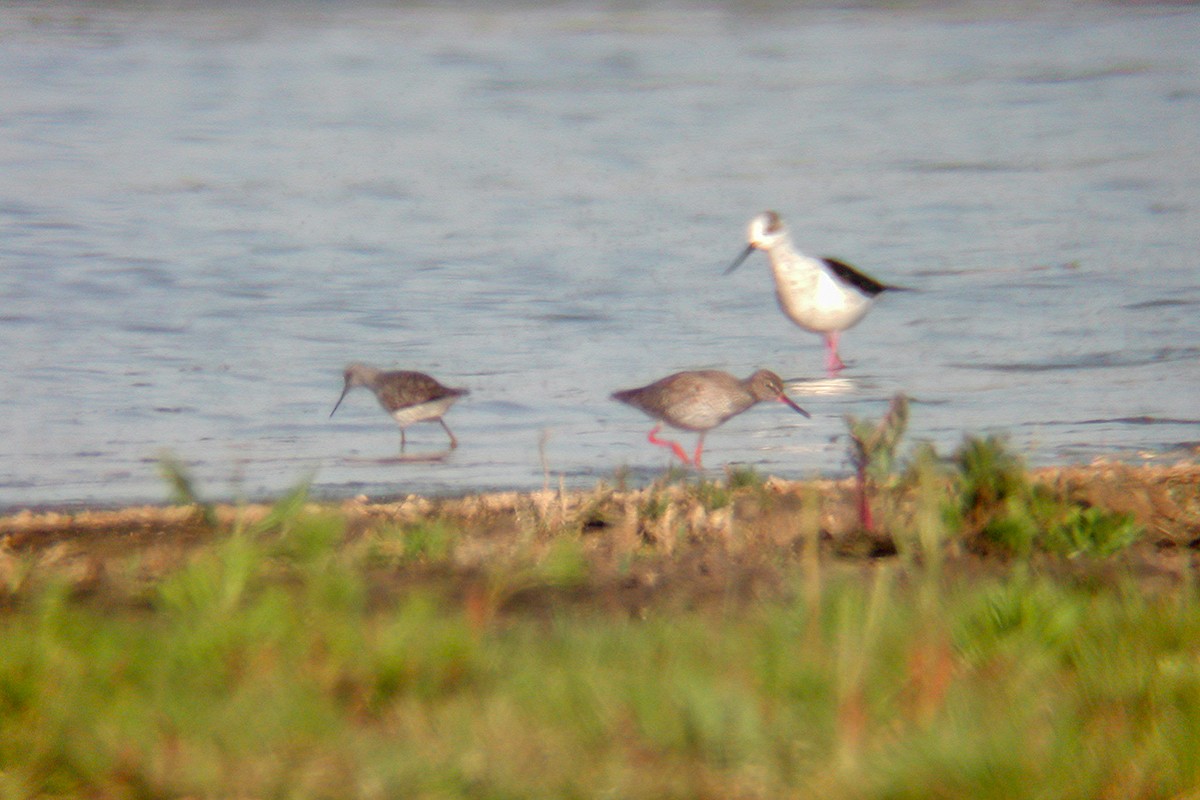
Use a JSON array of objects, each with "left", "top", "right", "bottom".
[
  {"left": 825, "top": 332, "right": 846, "bottom": 374},
  {"left": 648, "top": 424, "right": 691, "bottom": 465},
  {"left": 692, "top": 433, "right": 706, "bottom": 469}
]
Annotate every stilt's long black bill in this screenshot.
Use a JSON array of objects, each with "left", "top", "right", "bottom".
[
  {"left": 330, "top": 386, "right": 351, "bottom": 417},
  {"left": 779, "top": 394, "right": 811, "bottom": 418},
  {"left": 724, "top": 244, "right": 756, "bottom": 275}
]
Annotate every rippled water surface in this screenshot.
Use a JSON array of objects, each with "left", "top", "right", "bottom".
[{"left": 2, "top": 2, "right": 1198, "bottom": 507}]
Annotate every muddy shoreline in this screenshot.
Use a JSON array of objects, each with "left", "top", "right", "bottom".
[{"left": 4, "top": 461, "right": 1198, "bottom": 609}]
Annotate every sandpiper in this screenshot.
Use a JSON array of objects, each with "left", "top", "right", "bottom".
[
  {"left": 330, "top": 363, "right": 469, "bottom": 450},
  {"left": 725, "top": 210, "right": 907, "bottom": 374},
  {"left": 611, "top": 369, "right": 809, "bottom": 468}
]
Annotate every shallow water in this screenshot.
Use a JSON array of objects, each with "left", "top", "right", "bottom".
[{"left": 1, "top": 2, "right": 1198, "bottom": 508}]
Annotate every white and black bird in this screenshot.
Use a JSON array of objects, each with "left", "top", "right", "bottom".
[
  {"left": 725, "top": 210, "right": 908, "bottom": 374},
  {"left": 331, "top": 363, "right": 468, "bottom": 450}
]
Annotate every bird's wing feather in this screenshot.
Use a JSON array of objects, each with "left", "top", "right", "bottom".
[
  {"left": 378, "top": 372, "right": 464, "bottom": 410},
  {"left": 821, "top": 257, "right": 894, "bottom": 296}
]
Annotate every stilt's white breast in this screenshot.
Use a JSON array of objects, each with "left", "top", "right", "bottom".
[{"left": 770, "top": 250, "right": 874, "bottom": 333}]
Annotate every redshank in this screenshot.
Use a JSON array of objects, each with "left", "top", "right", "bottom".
[
  {"left": 725, "top": 210, "right": 908, "bottom": 374},
  {"left": 611, "top": 369, "right": 809, "bottom": 468},
  {"left": 330, "top": 363, "right": 468, "bottom": 450}
]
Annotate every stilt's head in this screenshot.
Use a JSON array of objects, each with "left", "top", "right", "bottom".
[
  {"left": 745, "top": 369, "right": 811, "bottom": 418},
  {"left": 725, "top": 210, "right": 788, "bottom": 274},
  {"left": 330, "top": 363, "right": 379, "bottom": 417},
  {"left": 746, "top": 211, "right": 787, "bottom": 249}
]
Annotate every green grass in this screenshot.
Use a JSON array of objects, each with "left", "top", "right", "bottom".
[
  {"left": 0, "top": 448, "right": 1190, "bottom": 798},
  {"left": 951, "top": 435, "right": 1143, "bottom": 557},
  {"left": 2, "top": 500, "right": 1199, "bottom": 799}
]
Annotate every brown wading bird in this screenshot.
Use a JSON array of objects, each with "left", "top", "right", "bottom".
[
  {"left": 611, "top": 369, "right": 809, "bottom": 468},
  {"left": 330, "top": 363, "right": 468, "bottom": 450}
]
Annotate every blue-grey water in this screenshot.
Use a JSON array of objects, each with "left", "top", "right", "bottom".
[{"left": 2, "top": 2, "right": 1198, "bottom": 508}]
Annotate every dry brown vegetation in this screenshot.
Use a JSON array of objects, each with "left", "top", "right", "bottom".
[{"left": 4, "top": 460, "right": 1199, "bottom": 615}]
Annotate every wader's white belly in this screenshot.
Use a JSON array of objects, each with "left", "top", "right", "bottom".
[{"left": 390, "top": 396, "right": 458, "bottom": 428}]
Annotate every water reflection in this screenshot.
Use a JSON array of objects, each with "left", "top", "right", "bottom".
[
  {"left": 343, "top": 452, "right": 457, "bottom": 466},
  {"left": 785, "top": 377, "right": 860, "bottom": 397}
]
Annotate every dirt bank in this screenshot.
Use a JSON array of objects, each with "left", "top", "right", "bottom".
[{"left": 2, "top": 461, "right": 1199, "bottom": 613}]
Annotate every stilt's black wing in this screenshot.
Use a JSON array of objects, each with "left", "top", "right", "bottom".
[{"left": 821, "top": 257, "right": 899, "bottom": 296}]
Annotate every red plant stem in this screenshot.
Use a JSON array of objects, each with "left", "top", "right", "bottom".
[{"left": 856, "top": 464, "right": 875, "bottom": 533}]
